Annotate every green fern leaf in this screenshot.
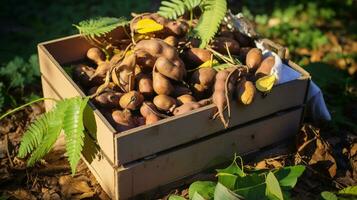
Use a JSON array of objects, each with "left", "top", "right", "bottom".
[
  {"left": 26, "top": 111, "right": 62, "bottom": 166},
  {"left": 74, "top": 17, "right": 128, "bottom": 39},
  {"left": 25, "top": 100, "right": 69, "bottom": 166},
  {"left": 17, "top": 113, "right": 49, "bottom": 158},
  {"left": 62, "top": 97, "right": 89, "bottom": 175},
  {"left": 158, "top": 0, "right": 202, "bottom": 20},
  {"left": 192, "top": 0, "right": 227, "bottom": 48}
]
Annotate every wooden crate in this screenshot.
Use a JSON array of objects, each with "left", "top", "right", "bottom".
[{"left": 38, "top": 34, "right": 310, "bottom": 199}]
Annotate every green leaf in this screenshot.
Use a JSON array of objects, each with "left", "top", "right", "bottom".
[
  {"left": 236, "top": 173, "right": 265, "bottom": 189},
  {"left": 189, "top": 181, "right": 216, "bottom": 199},
  {"left": 234, "top": 174, "right": 266, "bottom": 200},
  {"left": 168, "top": 195, "right": 187, "bottom": 200},
  {"left": 192, "top": 192, "right": 206, "bottom": 200},
  {"left": 321, "top": 191, "right": 338, "bottom": 200},
  {"left": 338, "top": 186, "right": 357, "bottom": 196},
  {"left": 192, "top": 0, "right": 227, "bottom": 48},
  {"left": 26, "top": 111, "right": 62, "bottom": 166},
  {"left": 17, "top": 113, "right": 50, "bottom": 158},
  {"left": 235, "top": 182, "right": 266, "bottom": 200},
  {"left": 158, "top": 0, "right": 202, "bottom": 20},
  {"left": 216, "top": 155, "right": 245, "bottom": 189},
  {"left": 274, "top": 165, "right": 305, "bottom": 189},
  {"left": 74, "top": 17, "right": 128, "bottom": 39},
  {"left": 265, "top": 172, "right": 284, "bottom": 200},
  {"left": 63, "top": 97, "right": 89, "bottom": 175},
  {"left": 214, "top": 182, "right": 242, "bottom": 200}
]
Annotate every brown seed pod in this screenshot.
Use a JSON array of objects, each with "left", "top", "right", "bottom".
[
  {"left": 134, "top": 116, "right": 146, "bottom": 126},
  {"left": 163, "top": 35, "right": 178, "bottom": 47},
  {"left": 135, "top": 39, "right": 186, "bottom": 72},
  {"left": 152, "top": 67, "right": 174, "bottom": 95},
  {"left": 135, "top": 50, "right": 156, "bottom": 69},
  {"left": 184, "top": 48, "right": 212, "bottom": 66},
  {"left": 136, "top": 73, "right": 154, "bottom": 98},
  {"left": 172, "top": 85, "right": 192, "bottom": 97},
  {"left": 111, "top": 110, "right": 136, "bottom": 132},
  {"left": 112, "top": 53, "right": 136, "bottom": 92},
  {"left": 177, "top": 94, "right": 196, "bottom": 105},
  {"left": 87, "top": 47, "right": 105, "bottom": 64},
  {"left": 246, "top": 48, "right": 263, "bottom": 71},
  {"left": 211, "top": 37, "right": 240, "bottom": 55},
  {"left": 255, "top": 56, "right": 275, "bottom": 78},
  {"left": 190, "top": 68, "right": 217, "bottom": 88},
  {"left": 145, "top": 114, "right": 161, "bottom": 125},
  {"left": 155, "top": 56, "right": 185, "bottom": 81},
  {"left": 140, "top": 102, "right": 158, "bottom": 117},
  {"left": 192, "top": 83, "right": 208, "bottom": 100},
  {"left": 153, "top": 94, "right": 177, "bottom": 112},
  {"left": 212, "top": 68, "right": 238, "bottom": 128},
  {"left": 236, "top": 78, "right": 256, "bottom": 105},
  {"left": 233, "top": 31, "right": 254, "bottom": 47},
  {"left": 140, "top": 102, "right": 162, "bottom": 125},
  {"left": 94, "top": 91, "right": 123, "bottom": 108},
  {"left": 173, "top": 99, "right": 211, "bottom": 116},
  {"left": 238, "top": 47, "right": 252, "bottom": 61},
  {"left": 173, "top": 102, "right": 202, "bottom": 116},
  {"left": 73, "top": 64, "right": 103, "bottom": 87},
  {"left": 119, "top": 91, "right": 144, "bottom": 110}
]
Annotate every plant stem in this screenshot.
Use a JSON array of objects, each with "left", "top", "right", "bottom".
[{"left": 0, "top": 97, "right": 58, "bottom": 121}]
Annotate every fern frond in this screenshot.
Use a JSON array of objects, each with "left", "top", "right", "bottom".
[
  {"left": 63, "top": 97, "right": 89, "bottom": 175},
  {"left": 26, "top": 111, "right": 62, "bottom": 166},
  {"left": 17, "top": 113, "right": 49, "bottom": 158},
  {"left": 192, "top": 0, "right": 227, "bottom": 48},
  {"left": 74, "top": 17, "right": 128, "bottom": 39},
  {"left": 158, "top": 0, "right": 202, "bottom": 20}
]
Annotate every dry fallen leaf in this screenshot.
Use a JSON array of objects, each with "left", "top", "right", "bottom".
[
  {"left": 59, "top": 175, "right": 93, "bottom": 198},
  {"left": 8, "top": 189, "right": 36, "bottom": 200},
  {"left": 295, "top": 125, "right": 337, "bottom": 178}
]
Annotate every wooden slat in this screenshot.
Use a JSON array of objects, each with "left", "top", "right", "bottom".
[
  {"left": 114, "top": 79, "right": 308, "bottom": 165},
  {"left": 116, "top": 108, "right": 303, "bottom": 199}
]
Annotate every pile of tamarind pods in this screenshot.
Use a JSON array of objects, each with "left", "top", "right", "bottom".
[{"left": 73, "top": 13, "right": 277, "bottom": 131}]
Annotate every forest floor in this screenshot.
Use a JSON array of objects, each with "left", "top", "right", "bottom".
[
  {"left": 0, "top": 1, "right": 356, "bottom": 199},
  {"left": 0, "top": 103, "right": 355, "bottom": 200}
]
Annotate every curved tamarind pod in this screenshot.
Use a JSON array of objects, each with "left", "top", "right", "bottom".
[
  {"left": 112, "top": 53, "right": 136, "bottom": 92},
  {"left": 152, "top": 65, "right": 174, "bottom": 95},
  {"left": 134, "top": 39, "right": 186, "bottom": 80},
  {"left": 155, "top": 56, "right": 185, "bottom": 81}
]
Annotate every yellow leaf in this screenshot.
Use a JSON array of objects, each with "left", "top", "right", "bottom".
[
  {"left": 188, "top": 59, "right": 219, "bottom": 72},
  {"left": 136, "top": 18, "right": 164, "bottom": 34},
  {"left": 255, "top": 75, "right": 276, "bottom": 92},
  {"left": 133, "top": 34, "right": 153, "bottom": 42},
  {"left": 199, "top": 59, "right": 219, "bottom": 68},
  {"left": 125, "top": 50, "right": 133, "bottom": 56}
]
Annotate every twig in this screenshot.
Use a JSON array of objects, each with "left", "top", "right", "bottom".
[
  {"left": 224, "top": 42, "right": 234, "bottom": 64},
  {"left": 0, "top": 97, "right": 58, "bottom": 121},
  {"left": 5, "top": 134, "right": 14, "bottom": 167},
  {"left": 296, "top": 153, "right": 345, "bottom": 189},
  {"left": 206, "top": 47, "right": 235, "bottom": 65}
]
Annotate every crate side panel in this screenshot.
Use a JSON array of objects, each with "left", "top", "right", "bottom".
[
  {"left": 116, "top": 108, "right": 303, "bottom": 198},
  {"left": 38, "top": 51, "right": 116, "bottom": 163},
  {"left": 41, "top": 35, "right": 92, "bottom": 64},
  {"left": 41, "top": 76, "right": 60, "bottom": 111},
  {"left": 42, "top": 78, "right": 116, "bottom": 198},
  {"left": 115, "top": 79, "right": 308, "bottom": 165},
  {"left": 82, "top": 133, "right": 116, "bottom": 199}
]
